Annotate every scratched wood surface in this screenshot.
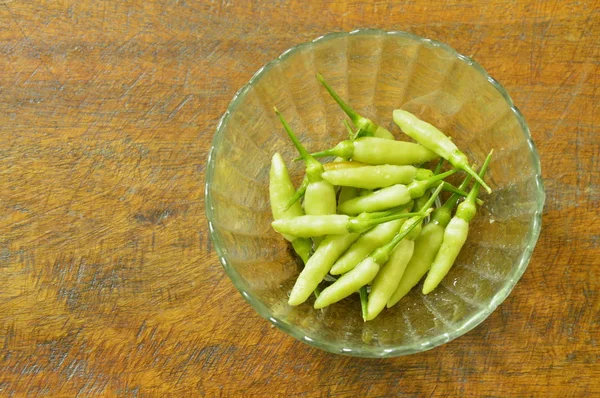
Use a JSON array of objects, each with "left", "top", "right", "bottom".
[{"left": 0, "top": 0, "right": 598, "bottom": 396}]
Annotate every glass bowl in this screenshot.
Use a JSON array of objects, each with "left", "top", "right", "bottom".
[{"left": 205, "top": 29, "right": 545, "bottom": 357}]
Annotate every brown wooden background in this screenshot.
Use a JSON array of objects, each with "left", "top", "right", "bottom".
[{"left": 0, "top": 0, "right": 598, "bottom": 396}]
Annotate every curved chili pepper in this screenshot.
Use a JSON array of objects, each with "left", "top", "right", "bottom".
[
  {"left": 317, "top": 73, "right": 395, "bottom": 140},
  {"left": 422, "top": 150, "right": 493, "bottom": 294},
  {"left": 288, "top": 232, "right": 360, "bottom": 306},
  {"left": 275, "top": 108, "right": 337, "bottom": 216},
  {"left": 365, "top": 198, "right": 431, "bottom": 320},
  {"left": 393, "top": 109, "right": 492, "bottom": 194},
  {"left": 359, "top": 285, "right": 369, "bottom": 321},
  {"left": 322, "top": 165, "right": 418, "bottom": 190},
  {"left": 313, "top": 185, "right": 443, "bottom": 310},
  {"left": 271, "top": 205, "right": 422, "bottom": 238},
  {"left": 269, "top": 153, "right": 313, "bottom": 263},
  {"left": 306, "top": 136, "right": 439, "bottom": 166}
]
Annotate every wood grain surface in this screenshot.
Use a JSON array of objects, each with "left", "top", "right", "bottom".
[{"left": 0, "top": 1, "right": 598, "bottom": 396}]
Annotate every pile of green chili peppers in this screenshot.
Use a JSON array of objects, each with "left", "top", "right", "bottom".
[{"left": 269, "top": 74, "right": 493, "bottom": 321}]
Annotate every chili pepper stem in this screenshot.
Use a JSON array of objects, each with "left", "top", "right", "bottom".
[
  {"left": 359, "top": 286, "right": 368, "bottom": 322},
  {"left": 393, "top": 109, "right": 492, "bottom": 193},
  {"left": 438, "top": 181, "right": 484, "bottom": 206},
  {"left": 453, "top": 154, "right": 492, "bottom": 195},
  {"left": 424, "top": 168, "right": 457, "bottom": 185},
  {"left": 347, "top": 210, "right": 425, "bottom": 233},
  {"left": 274, "top": 107, "right": 323, "bottom": 179},
  {"left": 316, "top": 73, "right": 360, "bottom": 125},
  {"left": 432, "top": 174, "right": 473, "bottom": 226},
  {"left": 433, "top": 158, "right": 445, "bottom": 175},
  {"left": 284, "top": 175, "right": 309, "bottom": 211},
  {"left": 316, "top": 73, "right": 396, "bottom": 139},
  {"left": 302, "top": 139, "right": 354, "bottom": 161},
  {"left": 466, "top": 150, "right": 493, "bottom": 204},
  {"left": 407, "top": 168, "right": 457, "bottom": 198},
  {"left": 344, "top": 120, "right": 356, "bottom": 140},
  {"left": 457, "top": 150, "right": 493, "bottom": 221}
]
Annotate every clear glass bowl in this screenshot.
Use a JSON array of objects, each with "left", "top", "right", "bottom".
[{"left": 205, "top": 29, "right": 545, "bottom": 357}]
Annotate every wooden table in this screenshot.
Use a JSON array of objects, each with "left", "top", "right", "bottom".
[{"left": 0, "top": 1, "right": 598, "bottom": 396}]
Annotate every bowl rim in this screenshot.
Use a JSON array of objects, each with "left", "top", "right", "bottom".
[{"left": 204, "top": 28, "right": 546, "bottom": 358}]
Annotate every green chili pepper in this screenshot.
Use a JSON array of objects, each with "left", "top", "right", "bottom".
[
  {"left": 386, "top": 173, "right": 472, "bottom": 307},
  {"left": 365, "top": 198, "right": 432, "bottom": 320},
  {"left": 317, "top": 73, "right": 395, "bottom": 140},
  {"left": 338, "top": 168, "right": 457, "bottom": 215},
  {"left": 269, "top": 153, "right": 313, "bottom": 263},
  {"left": 313, "top": 185, "right": 442, "bottom": 309},
  {"left": 393, "top": 109, "right": 492, "bottom": 194},
  {"left": 288, "top": 232, "right": 360, "bottom": 306},
  {"left": 306, "top": 136, "right": 439, "bottom": 166},
  {"left": 275, "top": 108, "right": 337, "bottom": 216},
  {"left": 422, "top": 150, "right": 493, "bottom": 294},
  {"left": 433, "top": 158, "right": 445, "bottom": 175},
  {"left": 322, "top": 165, "right": 435, "bottom": 190},
  {"left": 271, "top": 207, "right": 423, "bottom": 238}
]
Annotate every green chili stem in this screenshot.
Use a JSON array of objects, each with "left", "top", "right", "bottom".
[
  {"left": 304, "top": 140, "right": 354, "bottom": 161},
  {"left": 433, "top": 158, "right": 445, "bottom": 175},
  {"left": 438, "top": 182, "right": 484, "bottom": 206},
  {"left": 275, "top": 107, "right": 310, "bottom": 160},
  {"left": 456, "top": 150, "right": 493, "bottom": 222},
  {"left": 368, "top": 202, "right": 414, "bottom": 219},
  {"left": 467, "top": 150, "right": 493, "bottom": 204},
  {"left": 317, "top": 73, "right": 395, "bottom": 140},
  {"left": 284, "top": 175, "right": 309, "bottom": 211},
  {"left": 424, "top": 168, "right": 457, "bottom": 185},
  {"left": 444, "top": 173, "right": 473, "bottom": 209},
  {"left": 407, "top": 169, "right": 458, "bottom": 199},
  {"left": 348, "top": 210, "right": 425, "bottom": 233},
  {"left": 344, "top": 120, "right": 356, "bottom": 140},
  {"left": 275, "top": 107, "right": 324, "bottom": 181},
  {"left": 459, "top": 156, "right": 492, "bottom": 195},
  {"left": 316, "top": 73, "right": 360, "bottom": 125},
  {"left": 359, "top": 286, "right": 368, "bottom": 322}
]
